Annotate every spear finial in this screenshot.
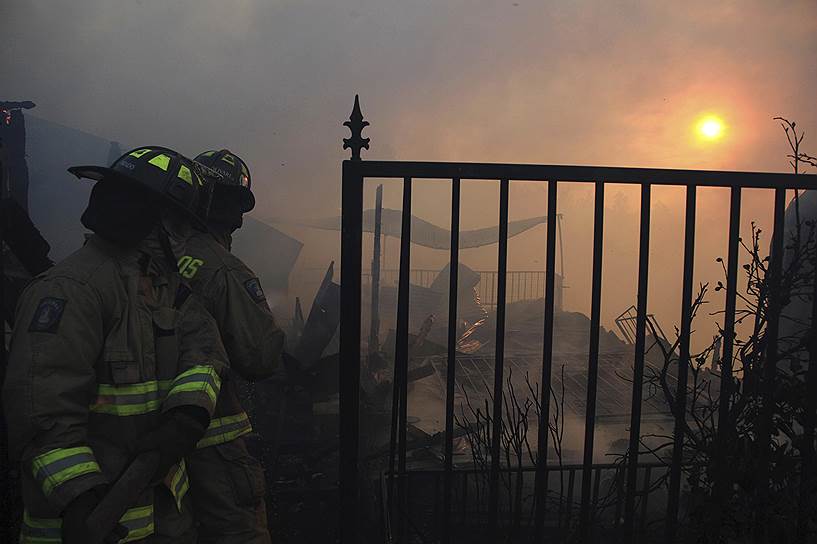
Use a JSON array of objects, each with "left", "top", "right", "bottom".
[{"left": 343, "top": 94, "right": 370, "bottom": 161}]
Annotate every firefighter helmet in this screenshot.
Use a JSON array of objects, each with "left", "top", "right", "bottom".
[
  {"left": 194, "top": 149, "right": 255, "bottom": 213},
  {"left": 68, "top": 146, "right": 210, "bottom": 225}
]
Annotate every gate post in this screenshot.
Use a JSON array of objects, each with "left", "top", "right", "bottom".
[
  {"left": 339, "top": 159, "right": 363, "bottom": 543},
  {"left": 339, "top": 95, "right": 368, "bottom": 543}
]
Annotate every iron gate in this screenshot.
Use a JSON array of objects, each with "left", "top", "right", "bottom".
[{"left": 338, "top": 96, "right": 817, "bottom": 543}]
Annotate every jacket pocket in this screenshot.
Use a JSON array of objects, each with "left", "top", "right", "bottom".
[{"left": 104, "top": 350, "right": 140, "bottom": 384}]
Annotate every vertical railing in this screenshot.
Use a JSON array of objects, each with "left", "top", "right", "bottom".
[
  {"left": 709, "top": 186, "right": 741, "bottom": 538},
  {"left": 579, "top": 180, "right": 604, "bottom": 541},
  {"left": 666, "top": 184, "right": 696, "bottom": 541},
  {"left": 369, "top": 184, "right": 383, "bottom": 351},
  {"left": 394, "top": 177, "right": 412, "bottom": 539},
  {"left": 339, "top": 159, "right": 363, "bottom": 543},
  {"left": 623, "top": 182, "right": 651, "bottom": 538},
  {"left": 534, "top": 179, "right": 559, "bottom": 538},
  {"left": 488, "top": 179, "right": 510, "bottom": 537},
  {"left": 752, "top": 188, "right": 786, "bottom": 535},
  {"left": 442, "top": 178, "right": 460, "bottom": 543},
  {"left": 798, "top": 243, "right": 817, "bottom": 539}
]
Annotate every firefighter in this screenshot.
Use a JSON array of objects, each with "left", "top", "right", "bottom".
[
  {"left": 2, "top": 146, "right": 228, "bottom": 543},
  {"left": 170, "top": 149, "right": 285, "bottom": 543}
]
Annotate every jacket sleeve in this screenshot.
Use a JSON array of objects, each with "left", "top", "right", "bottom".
[
  {"left": 2, "top": 276, "right": 108, "bottom": 511},
  {"left": 206, "top": 262, "right": 285, "bottom": 381},
  {"left": 161, "top": 291, "right": 228, "bottom": 417}
]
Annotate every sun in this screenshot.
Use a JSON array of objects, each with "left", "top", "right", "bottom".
[{"left": 696, "top": 115, "right": 725, "bottom": 141}]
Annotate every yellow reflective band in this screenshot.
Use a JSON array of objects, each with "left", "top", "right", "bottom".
[
  {"left": 196, "top": 412, "right": 253, "bottom": 448},
  {"left": 119, "top": 504, "right": 155, "bottom": 542},
  {"left": 221, "top": 154, "right": 236, "bottom": 165},
  {"left": 195, "top": 172, "right": 204, "bottom": 186},
  {"left": 32, "top": 446, "right": 101, "bottom": 497},
  {"left": 129, "top": 148, "right": 151, "bottom": 158},
  {"left": 169, "top": 381, "right": 218, "bottom": 405},
  {"left": 167, "top": 460, "right": 189, "bottom": 512},
  {"left": 21, "top": 505, "right": 155, "bottom": 543},
  {"left": 240, "top": 164, "right": 249, "bottom": 176},
  {"left": 201, "top": 150, "right": 216, "bottom": 157},
  {"left": 21, "top": 510, "right": 61, "bottom": 543},
  {"left": 91, "top": 380, "right": 171, "bottom": 416},
  {"left": 177, "top": 164, "right": 193, "bottom": 185},
  {"left": 167, "top": 365, "right": 221, "bottom": 407},
  {"left": 148, "top": 154, "right": 171, "bottom": 171}
]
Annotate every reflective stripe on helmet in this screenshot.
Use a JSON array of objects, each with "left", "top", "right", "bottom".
[
  {"left": 178, "top": 164, "right": 193, "bottom": 185},
  {"left": 31, "top": 446, "right": 102, "bottom": 497},
  {"left": 129, "top": 148, "right": 152, "bottom": 158},
  {"left": 148, "top": 153, "right": 171, "bottom": 171}
]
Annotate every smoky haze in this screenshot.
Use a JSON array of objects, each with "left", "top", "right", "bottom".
[{"left": 3, "top": 0, "right": 817, "bottom": 339}]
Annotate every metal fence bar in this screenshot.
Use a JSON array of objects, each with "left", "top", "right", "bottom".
[
  {"left": 623, "top": 182, "right": 652, "bottom": 538},
  {"left": 710, "top": 186, "right": 742, "bottom": 538},
  {"left": 566, "top": 467, "right": 576, "bottom": 528},
  {"left": 797, "top": 242, "right": 817, "bottom": 539},
  {"left": 339, "top": 161, "right": 364, "bottom": 544},
  {"left": 580, "top": 180, "right": 604, "bottom": 541},
  {"left": 355, "top": 161, "right": 817, "bottom": 188},
  {"left": 395, "top": 177, "right": 413, "bottom": 541},
  {"left": 488, "top": 179, "right": 510, "bottom": 537},
  {"left": 639, "top": 466, "right": 652, "bottom": 538},
  {"left": 443, "top": 178, "right": 461, "bottom": 544},
  {"left": 754, "top": 187, "right": 786, "bottom": 524},
  {"left": 666, "top": 184, "right": 696, "bottom": 541},
  {"left": 369, "top": 184, "right": 383, "bottom": 352},
  {"left": 534, "top": 179, "right": 559, "bottom": 539}
]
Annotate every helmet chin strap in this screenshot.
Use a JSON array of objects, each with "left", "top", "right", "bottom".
[
  {"left": 157, "top": 222, "right": 179, "bottom": 270},
  {"left": 157, "top": 210, "right": 194, "bottom": 270}
]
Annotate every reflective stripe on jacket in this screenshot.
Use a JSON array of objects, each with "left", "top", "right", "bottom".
[{"left": 3, "top": 233, "right": 228, "bottom": 538}]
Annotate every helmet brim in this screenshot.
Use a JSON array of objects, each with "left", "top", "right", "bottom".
[
  {"left": 68, "top": 165, "right": 208, "bottom": 229},
  {"left": 68, "top": 165, "right": 117, "bottom": 182}
]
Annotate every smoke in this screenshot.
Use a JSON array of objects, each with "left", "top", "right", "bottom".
[{"left": 3, "top": 0, "right": 816, "bottom": 337}]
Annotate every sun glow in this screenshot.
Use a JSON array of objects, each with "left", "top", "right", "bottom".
[{"left": 696, "top": 115, "right": 725, "bottom": 141}]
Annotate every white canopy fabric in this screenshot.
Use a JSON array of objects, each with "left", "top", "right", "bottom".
[{"left": 290, "top": 208, "right": 549, "bottom": 250}]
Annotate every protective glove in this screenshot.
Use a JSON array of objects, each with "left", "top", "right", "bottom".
[
  {"left": 137, "top": 405, "right": 209, "bottom": 481},
  {"left": 62, "top": 486, "right": 129, "bottom": 544}
]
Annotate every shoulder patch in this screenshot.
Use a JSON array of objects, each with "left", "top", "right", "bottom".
[
  {"left": 28, "top": 297, "right": 67, "bottom": 333},
  {"left": 244, "top": 278, "right": 266, "bottom": 303}
]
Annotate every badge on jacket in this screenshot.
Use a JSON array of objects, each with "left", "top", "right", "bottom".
[
  {"left": 244, "top": 278, "right": 266, "bottom": 303},
  {"left": 28, "top": 297, "right": 67, "bottom": 333}
]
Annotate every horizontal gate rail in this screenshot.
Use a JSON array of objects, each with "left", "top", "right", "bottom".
[
  {"left": 350, "top": 160, "right": 817, "bottom": 188},
  {"left": 338, "top": 97, "right": 817, "bottom": 544}
]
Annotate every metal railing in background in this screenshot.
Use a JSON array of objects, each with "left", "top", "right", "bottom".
[
  {"left": 300, "top": 267, "right": 552, "bottom": 308},
  {"left": 338, "top": 96, "right": 817, "bottom": 543}
]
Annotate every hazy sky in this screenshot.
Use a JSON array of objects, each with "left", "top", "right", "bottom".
[{"left": 4, "top": 0, "right": 817, "bottom": 336}]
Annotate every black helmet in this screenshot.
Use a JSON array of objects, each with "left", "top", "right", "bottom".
[
  {"left": 68, "top": 146, "right": 209, "bottom": 226},
  {"left": 194, "top": 149, "right": 254, "bottom": 213}
]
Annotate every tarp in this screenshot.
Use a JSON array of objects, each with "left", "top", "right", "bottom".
[{"left": 288, "top": 209, "right": 548, "bottom": 250}]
